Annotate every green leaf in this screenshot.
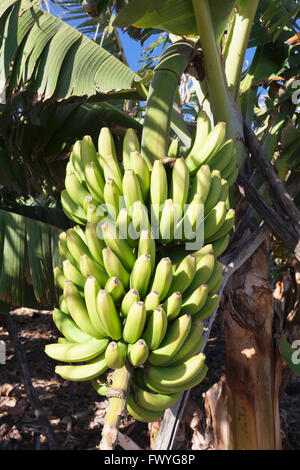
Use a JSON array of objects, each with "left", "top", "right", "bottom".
[{"left": 280, "top": 339, "right": 300, "bottom": 376}]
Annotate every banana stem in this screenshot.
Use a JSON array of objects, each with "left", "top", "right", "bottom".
[{"left": 99, "top": 363, "right": 133, "bottom": 450}]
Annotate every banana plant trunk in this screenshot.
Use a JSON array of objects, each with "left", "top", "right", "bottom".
[{"left": 205, "top": 242, "right": 282, "bottom": 450}]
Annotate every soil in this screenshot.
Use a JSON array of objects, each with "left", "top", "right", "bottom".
[{"left": 0, "top": 308, "right": 299, "bottom": 451}]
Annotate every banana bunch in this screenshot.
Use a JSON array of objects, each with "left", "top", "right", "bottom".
[{"left": 47, "top": 112, "right": 238, "bottom": 423}]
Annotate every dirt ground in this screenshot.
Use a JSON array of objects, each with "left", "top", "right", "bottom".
[{"left": 0, "top": 308, "right": 299, "bottom": 451}]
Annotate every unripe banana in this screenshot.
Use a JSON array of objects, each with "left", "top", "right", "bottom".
[
  {"left": 162, "top": 291, "right": 182, "bottom": 320},
  {"left": 79, "top": 253, "right": 109, "bottom": 287},
  {"left": 96, "top": 289, "right": 122, "bottom": 340},
  {"left": 126, "top": 393, "right": 164, "bottom": 423},
  {"left": 181, "top": 284, "right": 208, "bottom": 316},
  {"left": 193, "top": 293, "right": 220, "bottom": 320},
  {"left": 148, "top": 352, "right": 206, "bottom": 389},
  {"left": 150, "top": 257, "right": 173, "bottom": 301},
  {"left": 83, "top": 195, "right": 98, "bottom": 213},
  {"left": 184, "top": 253, "right": 215, "bottom": 297},
  {"left": 61, "top": 189, "right": 87, "bottom": 224},
  {"left": 207, "top": 261, "right": 223, "bottom": 294},
  {"left": 98, "top": 127, "right": 123, "bottom": 191},
  {"left": 213, "top": 233, "right": 230, "bottom": 258},
  {"left": 175, "top": 193, "right": 203, "bottom": 242},
  {"left": 58, "top": 295, "right": 69, "bottom": 314},
  {"left": 128, "top": 339, "right": 149, "bottom": 366},
  {"left": 101, "top": 220, "right": 135, "bottom": 272},
  {"left": 188, "top": 164, "right": 211, "bottom": 204},
  {"left": 130, "top": 150, "right": 150, "bottom": 202},
  {"left": 121, "top": 289, "right": 140, "bottom": 317},
  {"left": 219, "top": 179, "right": 229, "bottom": 203},
  {"left": 150, "top": 160, "right": 168, "bottom": 226},
  {"left": 123, "top": 301, "right": 147, "bottom": 344},
  {"left": 134, "top": 386, "right": 181, "bottom": 412},
  {"left": 130, "top": 253, "right": 152, "bottom": 299},
  {"left": 91, "top": 374, "right": 109, "bottom": 396},
  {"left": 116, "top": 208, "right": 137, "bottom": 249},
  {"left": 185, "top": 122, "right": 226, "bottom": 174},
  {"left": 149, "top": 314, "right": 192, "bottom": 366},
  {"left": 52, "top": 308, "right": 93, "bottom": 343},
  {"left": 168, "top": 138, "right": 179, "bottom": 158},
  {"left": 102, "top": 247, "right": 130, "bottom": 289},
  {"left": 168, "top": 254, "right": 196, "bottom": 296},
  {"left": 54, "top": 266, "right": 66, "bottom": 290},
  {"left": 208, "top": 138, "right": 235, "bottom": 172},
  {"left": 204, "top": 201, "right": 227, "bottom": 240},
  {"left": 171, "top": 157, "right": 190, "bottom": 216},
  {"left": 86, "top": 204, "right": 105, "bottom": 224},
  {"left": 122, "top": 169, "right": 144, "bottom": 210},
  {"left": 160, "top": 199, "right": 177, "bottom": 243},
  {"left": 59, "top": 232, "right": 78, "bottom": 268},
  {"left": 105, "top": 340, "right": 127, "bottom": 369},
  {"left": 63, "top": 259, "right": 86, "bottom": 289},
  {"left": 45, "top": 337, "right": 108, "bottom": 363},
  {"left": 57, "top": 337, "right": 71, "bottom": 344},
  {"left": 143, "top": 307, "right": 168, "bottom": 350},
  {"left": 190, "top": 110, "right": 211, "bottom": 151},
  {"left": 123, "top": 128, "right": 141, "bottom": 171},
  {"left": 70, "top": 140, "right": 85, "bottom": 183},
  {"left": 85, "top": 222, "right": 106, "bottom": 268},
  {"left": 163, "top": 319, "right": 204, "bottom": 366},
  {"left": 66, "top": 228, "right": 90, "bottom": 262},
  {"left": 144, "top": 291, "right": 160, "bottom": 317},
  {"left": 206, "top": 208, "right": 235, "bottom": 242},
  {"left": 204, "top": 169, "right": 222, "bottom": 215},
  {"left": 84, "top": 276, "right": 108, "bottom": 338},
  {"left": 103, "top": 177, "right": 122, "bottom": 219},
  {"left": 65, "top": 170, "right": 90, "bottom": 208},
  {"left": 221, "top": 151, "right": 238, "bottom": 179},
  {"left": 63, "top": 280, "right": 102, "bottom": 339},
  {"left": 73, "top": 224, "right": 86, "bottom": 241},
  {"left": 226, "top": 166, "right": 239, "bottom": 186},
  {"left": 138, "top": 230, "right": 156, "bottom": 274},
  {"left": 194, "top": 243, "right": 214, "bottom": 262},
  {"left": 130, "top": 201, "right": 150, "bottom": 238},
  {"left": 105, "top": 277, "right": 125, "bottom": 305},
  {"left": 55, "top": 352, "right": 108, "bottom": 382},
  {"left": 84, "top": 161, "right": 105, "bottom": 203},
  {"left": 81, "top": 135, "right": 100, "bottom": 169}
]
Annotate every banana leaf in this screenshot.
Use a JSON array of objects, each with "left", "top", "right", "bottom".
[{"left": 0, "top": 208, "right": 62, "bottom": 309}]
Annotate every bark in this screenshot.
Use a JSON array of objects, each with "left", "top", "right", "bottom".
[{"left": 205, "top": 242, "right": 282, "bottom": 450}]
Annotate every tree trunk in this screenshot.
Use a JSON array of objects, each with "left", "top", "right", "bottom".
[{"left": 204, "top": 241, "right": 282, "bottom": 450}]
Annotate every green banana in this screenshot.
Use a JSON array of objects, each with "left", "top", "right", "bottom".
[
  {"left": 226, "top": 166, "right": 239, "bottom": 186},
  {"left": 98, "top": 127, "right": 123, "bottom": 191},
  {"left": 144, "top": 291, "right": 160, "bottom": 317},
  {"left": 65, "top": 170, "right": 90, "bottom": 208},
  {"left": 171, "top": 157, "right": 190, "bottom": 216},
  {"left": 188, "top": 164, "right": 211, "bottom": 204},
  {"left": 96, "top": 289, "right": 122, "bottom": 340},
  {"left": 207, "top": 261, "right": 223, "bottom": 294},
  {"left": 204, "top": 169, "right": 222, "bottom": 215},
  {"left": 61, "top": 189, "right": 87, "bottom": 224},
  {"left": 180, "top": 284, "right": 208, "bottom": 316},
  {"left": 122, "top": 169, "right": 144, "bottom": 210},
  {"left": 126, "top": 393, "right": 164, "bottom": 423},
  {"left": 221, "top": 151, "right": 238, "bottom": 179},
  {"left": 83, "top": 195, "right": 98, "bottom": 213},
  {"left": 105, "top": 340, "right": 127, "bottom": 369},
  {"left": 149, "top": 314, "right": 192, "bottom": 366},
  {"left": 58, "top": 295, "right": 69, "bottom": 314},
  {"left": 184, "top": 253, "right": 215, "bottom": 296},
  {"left": 85, "top": 222, "right": 106, "bottom": 268},
  {"left": 134, "top": 385, "right": 181, "bottom": 412},
  {"left": 121, "top": 289, "right": 140, "bottom": 317},
  {"left": 105, "top": 277, "right": 125, "bottom": 305},
  {"left": 130, "top": 253, "right": 152, "bottom": 299},
  {"left": 63, "top": 259, "right": 86, "bottom": 289},
  {"left": 116, "top": 208, "right": 136, "bottom": 248},
  {"left": 123, "top": 301, "right": 147, "bottom": 344},
  {"left": 63, "top": 280, "right": 102, "bottom": 339},
  {"left": 91, "top": 377, "right": 109, "bottom": 396},
  {"left": 45, "top": 337, "right": 108, "bottom": 363},
  {"left": 193, "top": 293, "right": 220, "bottom": 320},
  {"left": 138, "top": 229, "right": 156, "bottom": 274},
  {"left": 70, "top": 140, "right": 85, "bottom": 183},
  {"left": 84, "top": 161, "right": 105, "bottom": 203},
  {"left": 206, "top": 208, "right": 235, "bottom": 242},
  {"left": 55, "top": 352, "right": 108, "bottom": 382},
  {"left": 130, "top": 201, "right": 150, "bottom": 238},
  {"left": 208, "top": 138, "right": 235, "bottom": 173},
  {"left": 101, "top": 220, "right": 135, "bottom": 272},
  {"left": 130, "top": 150, "right": 150, "bottom": 202},
  {"left": 143, "top": 306, "right": 168, "bottom": 350},
  {"left": 194, "top": 243, "right": 214, "bottom": 262},
  {"left": 84, "top": 276, "right": 108, "bottom": 338},
  {"left": 150, "top": 160, "right": 168, "bottom": 226},
  {"left": 163, "top": 319, "right": 204, "bottom": 366},
  {"left": 168, "top": 138, "right": 179, "bottom": 158},
  {"left": 102, "top": 247, "right": 130, "bottom": 289},
  {"left": 160, "top": 199, "right": 177, "bottom": 243},
  {"left": 58, "top": 232, "right": 78, "bottom": 268},
  {"left": 123, "top": 128, "right": 141, "bottom": 172},
  {"left": 54, "top": 266, "right": 66, "bottom": 291},
  {"left": 213, "top": 233, "right": 230, "bottom": 258},
  {"left": 168, "top": 254, "right": 196, "bottom": 296},
  {"left": 204, "top": 201, "right": 227, "bottom": 240},
  {"left": 162, "top": 291, "right": 182, "bottom": 320},
  {"left": 81, "top": 135, "right": 100, "bottom": 169},
  {"left": 148, "top": 353, "right": 206, "bottom": 390},
  {"left": 150, "top": 257, "right": 173, "bottom": 301},
  {"left": 79, "top": 253, "right": 109, "bottom": 287},
  {"left": 86, "top": 204, "right": 105, "bottom": 224},
  {"left": 66, "top": 228, "right": 90, "bottom": 262},
  {"left": 128, "top": 339, "right": 149, "bottom": 366},
  {"left": 187, "top": 111, "right": 211, "bottom": 162},
  {"left": 52, "top": 308, "right": 93, "bottom": 343},
  {"left": 219, "top": 179, "right": 229, "bottom": 203},
  {"left": 103, "top": 177, "right": 122, "bottom": 219},
  {"left": 185, "top": 122, "right": 226, "bottom": 174},
  {"left": 175, "top": 193, "right": 203, "bottom": 242}
]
